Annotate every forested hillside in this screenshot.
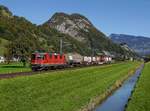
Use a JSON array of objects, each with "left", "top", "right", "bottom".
[{"left": 0, "top": 5, "right": 134, "bottom": 59}]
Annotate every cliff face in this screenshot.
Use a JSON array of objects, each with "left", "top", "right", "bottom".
[{"left": 45, "top": 13, "right": 95, "bottom": 42}]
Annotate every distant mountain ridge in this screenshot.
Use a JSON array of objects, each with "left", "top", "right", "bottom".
[{"left": 110, "top": 34, "right": 150, "bottom": 56}]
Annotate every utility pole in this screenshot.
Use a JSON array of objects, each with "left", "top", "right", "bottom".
[
  {"left": 60, "top": 38, "right": 63, "bottom": 54},
  {"left": 89, "top": 38, "right": 95, "bottom": 63},
  {"left": 59, "top": 36, "right": 72, "bottom": 54}
]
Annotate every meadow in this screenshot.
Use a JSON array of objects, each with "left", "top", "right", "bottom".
[
  {"left": 0, "top": 62, "right": 31, "bottom": 74},
  {"left": 126, "top": 62, "right": 150, "bottom": 111},
  {"left": 0, "top": 61, "right": 140, "bottom": 111}
]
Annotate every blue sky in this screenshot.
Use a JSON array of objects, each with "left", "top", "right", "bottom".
[{"left": 0, "top": 0, "right": 150, "bottom": 37}]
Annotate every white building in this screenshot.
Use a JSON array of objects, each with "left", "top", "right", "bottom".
[{"left": 0, "top": 56, "right": 5, "bottom": 63}]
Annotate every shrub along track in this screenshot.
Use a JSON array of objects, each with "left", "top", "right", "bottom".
[{"left": 0, "top": 61, "right": 141, "bottom": 111}]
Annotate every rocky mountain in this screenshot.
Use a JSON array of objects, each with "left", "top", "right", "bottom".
[
  {"left": 43, "top": 13, "right": 134, "bottom": 57},
  {"left": 44, "top": 13, "right": 95, "bottom": 42},
  {"left": 0, "top": 5, "right": 134, "bottom": 59},
  {"left": 110, "top": 34, "right": 150, "bottom": 56},
  {"left": 0, "top": 5, "right": 91, "bottom": 56}
]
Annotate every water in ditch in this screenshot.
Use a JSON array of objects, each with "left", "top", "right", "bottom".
[{"left": 94, "top": 64, "right": 144, "bottom": 111}]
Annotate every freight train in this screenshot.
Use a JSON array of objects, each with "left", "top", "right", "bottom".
[{"left": 31, "top": 52, "right": 112, "bottom": 71}]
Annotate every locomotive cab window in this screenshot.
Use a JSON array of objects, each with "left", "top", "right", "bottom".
[{"left": 37, "top": 54, "right": 44, "bottom": 60}]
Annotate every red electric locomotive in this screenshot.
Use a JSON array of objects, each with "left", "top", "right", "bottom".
[{"left": 31, "top": 52, "right": 67, "bottom": 71}]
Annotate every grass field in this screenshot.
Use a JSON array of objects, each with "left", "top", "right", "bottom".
[
  {"left": 0, "top": 62, "right": 31, "bottom": 74},
  {"left": 126, "top": 62, "right": 150, "bottom": 111},
  {"left": 0, "top": 61, "right": 140, "bottom": 111}
]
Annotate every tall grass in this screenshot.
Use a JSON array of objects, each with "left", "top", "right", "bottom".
[
  {"left": 0, "top": 62, "right": 140, "bottom": 111},
  {"left": 126, "top": 62, "right": 150, "bottom": 111}
]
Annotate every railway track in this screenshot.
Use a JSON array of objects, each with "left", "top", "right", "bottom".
[
  {"left": 0, "top": 64, "right": 109, "bottom": 79},
  {"left": 0, "top": 71, "right": 39, "bottom": 79}
]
